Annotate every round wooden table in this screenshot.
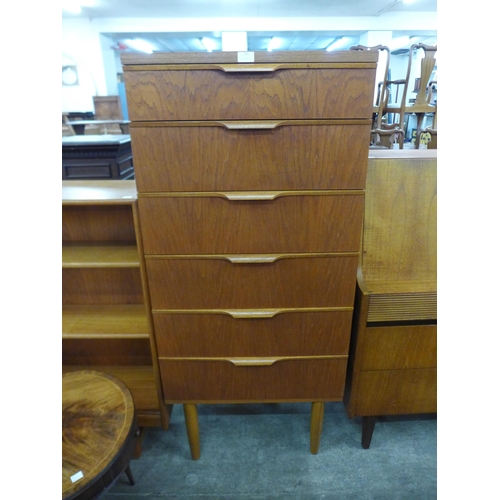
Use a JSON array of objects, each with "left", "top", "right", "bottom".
[{"left": 62, "top": 371, "right": 138, "bottom": 500}]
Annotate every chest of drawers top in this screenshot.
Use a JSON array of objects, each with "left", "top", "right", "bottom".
[{"left": 121, "top": 51, "right": 378, "bottom": 122}]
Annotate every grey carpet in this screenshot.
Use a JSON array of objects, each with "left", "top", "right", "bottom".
[{"left": 101, "top": 402, "right": 437, "bottom": 500}]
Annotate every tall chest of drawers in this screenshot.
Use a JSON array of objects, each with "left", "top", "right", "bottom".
[{"left": 121, "top": 50, "right": 377, "bottom": 459}]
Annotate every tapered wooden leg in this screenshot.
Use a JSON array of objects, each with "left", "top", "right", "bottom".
[
  {"left": 183, "top": 404, "right": 201, "bottom": 460},
  {"left": 310, "top": 402, "right": 325, "bottom": 454},
  {"left": 124, "top": 465, "right": 135, "bottom": 485},
  {"left": 362, "top": 416, "right": 376, "bottom": 449}
]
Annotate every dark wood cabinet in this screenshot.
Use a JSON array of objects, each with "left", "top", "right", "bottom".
[{"left": 62, "top": 135, "right": 134, "bottom": 180}]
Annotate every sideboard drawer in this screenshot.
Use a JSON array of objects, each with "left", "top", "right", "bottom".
[
  {"left": 131, "top": 122, "right": 371, "bottom": 192},
  {"left": 146, "top": 255, "right": 358, "bottom": 310},
  {"left": 361, "top": 325, "right": 437, "bottom": 370},
  {"left": 158, "top": 356, "right": 348, "bottom": 402},
  {"left": 124, "top": 68, "right": 375, "bottom": 121},
  {"left": 138, "top": 194, "right": 364, "bottom": 255},
  {"left": 153, "top": 309, "right": 353, "bottom": 358}
]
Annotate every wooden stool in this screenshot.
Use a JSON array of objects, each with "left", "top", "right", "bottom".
[{"left": 62, "top": 370, "right": 138, "bottom": 500}]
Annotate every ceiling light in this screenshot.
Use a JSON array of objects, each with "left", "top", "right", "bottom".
[
  {"left": 62, "top": 0, "right": 95, "bottom": 13},
  {"left": 221, "top": 32, "right": 247, "bottom": 52},
  {"left": 124, "top": 39, "right": 155, "bottom": 54},
  {"left": 388, "top": 36, "right": 410, "bottom": 51},
  {"left": 62, "top": 1, "right": 82, "bottom": 14},
  {"left": 267, "top": 37, "right": 281, "bottom": 52},
  {"left": 201, "top": 37, "right": 217, "bottom": 52},
  {"left": 326, "top": 37, "right": 348, "bottom": 52}
]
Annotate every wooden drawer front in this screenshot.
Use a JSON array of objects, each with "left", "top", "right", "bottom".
[
  {"left": 153, "top": 310, "right": 353, "bottom": 358},
  {"left": 361, "top": 325, "right": 437, "bottom": 371},
  {"left": 354, "top": 369, "right": 437, "bottom": 416},
  {"left": 131, "top": 122, "right": 371, "bottom": 192},
  {"left": 146, "top": 255, "right": 358, "bottom": 310},
  {"left": 124, "top": 68, "right": 374, "bottom": 121},
  {"left": 158, "top": 357, "right": 348, "bottom": 402},
  {"left": 138, "top": 194, "right": 364, "bottom": 255}
]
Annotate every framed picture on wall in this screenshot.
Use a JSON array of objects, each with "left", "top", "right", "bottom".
[{"left": 62, "top": 65, "right": 79, "bottom": 86}]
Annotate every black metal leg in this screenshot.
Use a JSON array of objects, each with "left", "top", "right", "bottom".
[{"left": 124, "top": 465, "right": 135, "bottom": 486}]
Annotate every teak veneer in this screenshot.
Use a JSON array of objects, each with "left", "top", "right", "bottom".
[
  {"left": 343, "top": 150, "right": 437, "bottom": 448},
  {"left": 121, "top": 50, "right": 378, "bottom": 459},
  {"left": 62, "top": 180, "right": 171, "bottom": 436}
]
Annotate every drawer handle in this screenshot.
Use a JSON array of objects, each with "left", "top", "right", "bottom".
[
  {"left": 225, "top": 309, "right": 280, "bottom": 319},
  {"left": 219, "top": 121, "right": 282, "bottom": 130},
  {"left": 225, "top": 255, "right": 280, "bottom": 264},
  {"left": 215, "top": 64, "right": 281, "bottom": 73},
  {"left": 222, "top": 192, "right": 280, "bottom": 201},
  {"left": 229, "top": 358, "right": 278, "bottom": 367}
]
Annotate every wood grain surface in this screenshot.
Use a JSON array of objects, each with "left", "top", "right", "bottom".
[
  {"left": 62, "top": 371, "right": 136, "bottom": 499},
  {"left": 131, "top": 122, "right": 371, "bottom": 192},
  {"left": 124, "top": 68, "right": 374, "bottom": 121},
  {"left": 138, "top": 193, "right": 364, "bottom": 255}
]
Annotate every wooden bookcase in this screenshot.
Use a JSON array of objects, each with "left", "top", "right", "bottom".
[{"left": 62, "top": 180, "right": 169, "bottom": 430}]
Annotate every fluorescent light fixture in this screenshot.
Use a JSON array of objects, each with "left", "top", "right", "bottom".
[
  {"left": 326, "top": 37, "right": 348, "bottom": 52},
  {"left": 62, "top": 0, "right": 95, "bottom": 13},
  {"left": 201, "top": 37, "right": 217, "bottom": 52},
  {"left": 124, "top": 39, "right": 155, "bottom": 54},
  {"left": 388, "top": 36, "right": 410, "bottom": 51},
  {"left": 62, "top": 1, "right": 82, "bottom": 14},
  {"left": 403, "top": 0, "right": 415, "bottom": 3},
  {"left": 267, "top": 37, "right": 281, "bottom": 52},
  {"left": 221, "top": 32, "right": 247, "bottom": 52}
]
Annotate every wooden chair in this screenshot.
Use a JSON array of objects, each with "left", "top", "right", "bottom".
[
  {"left": 343, "top": 150, "right": 437, "bottom": 448},
  {"left": 406, "top": 43, "right": 437, "bottom": 148},
  {"left": 350, "top": 45, "right": 404, "bottom": 149}
]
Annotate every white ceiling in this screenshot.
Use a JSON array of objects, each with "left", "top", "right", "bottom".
[{"left": 62, "top": 0, "right": 437, "bottom": 53}]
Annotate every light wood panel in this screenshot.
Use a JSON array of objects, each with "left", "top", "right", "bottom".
[
  {"left": 62, "top": 244, "right": 139, "bottom": 267},
  {"left": 360, "top": 154, "right": 437, "bottom": 286},
  {"left": 354, "top": 369, "right": 437, "bottom": 415},
  {"left": 62, "top": 205, "right": 136, "bottom": 243},
  {"left": 62, "top": 268, "right": 144, "bottom": 305},
  {"left": 360, "top": 325, "right": 437, "bottom": 370},
  {"left": 62, "top": 304, "right": 148, "bottom": 338}
]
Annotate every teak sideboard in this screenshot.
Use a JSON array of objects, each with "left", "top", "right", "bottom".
[
  {"left": 62, "top": 181, "right": 171, "bottom": 437},
  {"left": 343, "top": 150, "right": 437, "bottom": 448},
  {"left": 121, "top": 50, "right": 377, "bottom": 459}
]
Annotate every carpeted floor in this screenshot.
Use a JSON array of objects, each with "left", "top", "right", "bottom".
[{"left": 101, "top": 402, "right": 437, "bottom": 499}]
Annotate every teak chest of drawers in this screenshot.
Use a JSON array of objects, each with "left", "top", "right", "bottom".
[{"left": 121, "top": 50, "right": 377, "bottom": 459}]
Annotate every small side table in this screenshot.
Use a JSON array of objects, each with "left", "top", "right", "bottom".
[{"left": 62, "top": 370, "right": 138, "bottom": 500}]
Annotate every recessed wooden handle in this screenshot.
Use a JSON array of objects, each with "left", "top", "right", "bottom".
[
  {"left": 215, "top": 64, "right": 281, "bottom": 73},
  {"left": 229, "top": 358, "right": 278, "bottom": 366},
  {"left": 219, "top": 121, "right": 283, "bottom": 130},
  {"left": 224, "top": 255, "right": 280, "bottom": 264},
  {"left": 222, "top": 192, "right": 281, "bottom": 201},
  {"left": 225, "top": 309, "right": 280, "bottom": 319}
]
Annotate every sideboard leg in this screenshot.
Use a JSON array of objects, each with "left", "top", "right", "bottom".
[
  {"left": 362, "top": 416, "right": 377, "bottom": 449},
  {"left": 183, "top": 404, "right": 201, "bottom": 460},
  {"left": 310, "top": 402, "right": 325, "bottom": 454}
]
